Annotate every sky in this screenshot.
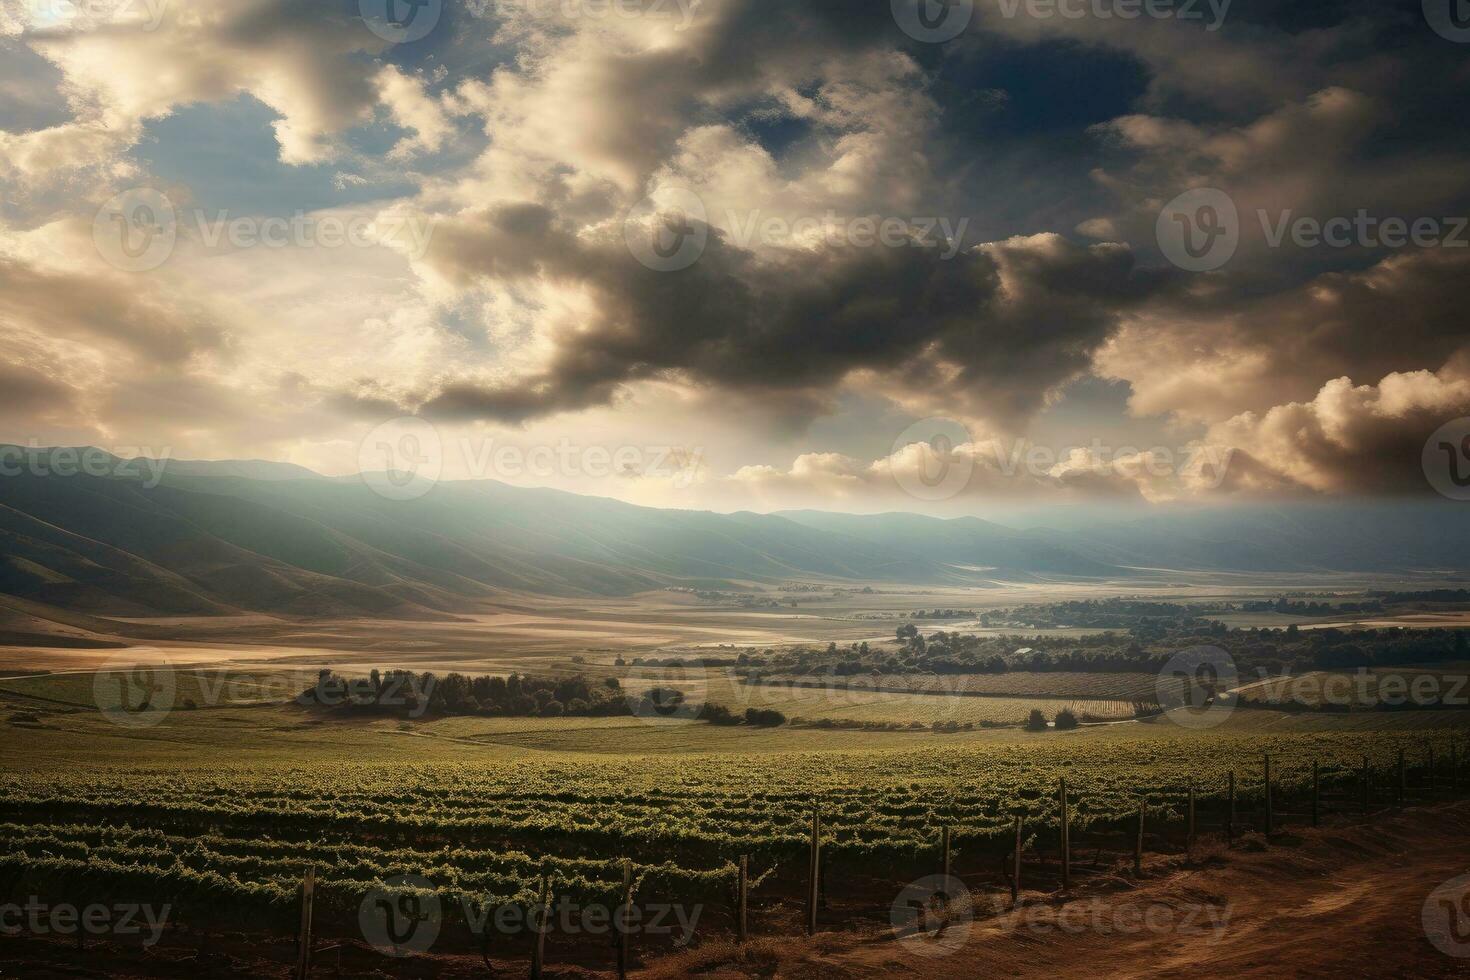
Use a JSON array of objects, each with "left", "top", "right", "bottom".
[{"left": 2, "top": 0, "right": 1469, "bottom": 516}]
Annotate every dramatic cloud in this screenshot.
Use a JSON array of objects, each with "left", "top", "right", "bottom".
[
  {"left": 1207, "top": 365, "right": 1470, "bottom": 495},
  {"left": 1096, "top": 249, "right": 1470, "bottom": 426},
  {"left": 413, "top": 199, "right": 1163, "bottom": 430},
  {"left": 0, "top": 0, "right": 1465, "bottom": 509},
  {"left": 0, "top": 0, "right": 391, "bottom": 182}
]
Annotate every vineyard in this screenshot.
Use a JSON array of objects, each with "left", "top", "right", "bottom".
[{"left": 3, "top": 723, "right": 1464, "bottom": 956}]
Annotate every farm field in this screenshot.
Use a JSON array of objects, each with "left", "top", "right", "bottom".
[
  {"left": 4, "top": 667, "right": 1469, "bottom": 948},
  {"left": 744, "top": 671, "right": 1160, "bottom": 701},
  {"left": 3, "top": 663, "right": 1145, "bottom": 733},
  {"left": 6, "top": 572, "right": 1462, "bottom": 675},
  {"left": 3, "top": 597, "right": 1470, "bottom": 975},
  {"left": 1231, "top": 665, "right": 1470, "bottom": 708}
]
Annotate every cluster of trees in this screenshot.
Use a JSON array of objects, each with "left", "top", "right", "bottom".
[
  {"left": 298, "top": 670, "right": 632, "bottom": 718},
  {"left": 1369, "top": 589, "right": 1470, "bottom": 605},
  {"left": 613, "top": 655, "right": 746, "bottom": 668},
  {"left": 1023, "top": 708, "right": 1079, "bottom": 731},
  {"left": 977, "top": 599, "right": 1231, "bottom": 632},
  {"left": 297, "top": 670, "right": 788, "bottom": 726},
  {"left": 1240, "top": 597, "right": 1385, "bottom": 615},
  {"left": 740, "top": 617, "right": 1470, "bottom": 684}
]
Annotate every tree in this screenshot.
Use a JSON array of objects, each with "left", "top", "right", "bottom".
[
  {"left": 702, "top": 703, "right": 740, "bottom": 725},
  {"left": 1024, "top": 709, "right": 1048, "bottom": 732},
  {"left": 744, "top": 707, "right": 787, "bottom": 727},
  {"left": 1053, "top": 708, "right": 1079, "bottom": 730}
]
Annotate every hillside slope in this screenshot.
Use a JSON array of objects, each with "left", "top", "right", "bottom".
[
  {"left": 2, "top": 450, "right": 1468, "bottom": 618},
  {"left": 0, "top": 466, "right": 988, "bottom": 616}
]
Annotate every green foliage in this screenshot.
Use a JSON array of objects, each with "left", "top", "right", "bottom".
[{"left": 0, "top": 727, "right": 1438, "bottom": 917}]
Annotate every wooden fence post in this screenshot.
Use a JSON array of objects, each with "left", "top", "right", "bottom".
[
  {"left": 1187, "top": 783, "right": 1196, "bottom": 854},
  {"left": 1263, "top": 755, "right": 1273, "bottom": 835},
  {"left": 1059, "top": 777, "right": 1071, "bottom": 890},
  {"left": 1454, "top": 744, "right": 1460, "bottom": 794},
  {"left": 1311, "top": 760, "right": 1320, "bottom": 828},
  {"left": 1428, "top": 744, "right": 1436, "bottom": 794},
  {"left": 1134, "top": 801, "right": 1144, "bottom": 876},
  {"left": 1227, "top": 771, "right": 1236, "bottom": 840},
  {"left": 1361, "top": 755, "right": 1370, "bottom": 814},
  {"left": 1012, "top": 816, "right": 1022, "bottom": 904},
  {"left": 531, "top": 874, "right": 550, "bottom": 980},
  {"left": 737, "top": 855, "right": 748, "bottom": 943},
  {"left": 617, "top": 860, "right": 631, "bottom": 980},
  {"left": 295, "top": 865, "right": 315, "bottom": 980},
  {"left": 1398, "top": 748, "right": 1406, "bottom": 807},
  {"left": 807, "top": 809, "right": 821, "bottom": 936},
  {"left": 941, "top": 826, "right": 952, "bottom": 882}
]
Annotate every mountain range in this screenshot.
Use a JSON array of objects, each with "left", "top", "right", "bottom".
[{"left": 1, "top": 448, "right": 1468, "bottom": 618}]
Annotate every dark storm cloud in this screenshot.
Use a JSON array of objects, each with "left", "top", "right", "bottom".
[{"left": 416, "top": 204, "right": 1170, "bottom": 427}]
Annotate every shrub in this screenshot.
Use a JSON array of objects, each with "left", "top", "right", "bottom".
[
  {"left": 1024, "top": 709, "right": 1048, "bottom": 731},
  {"left": 702, "top": 703, "right": 741, "bottom": 726},
  {"left": 639, "top": 687, "right": 686, "bottom": 717},
  {"left": 1054, "top": 708, "right": 1079, "bottom": 730},
  {"left": 744, "top": 707, "right": 787, "bottom": 727}
]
